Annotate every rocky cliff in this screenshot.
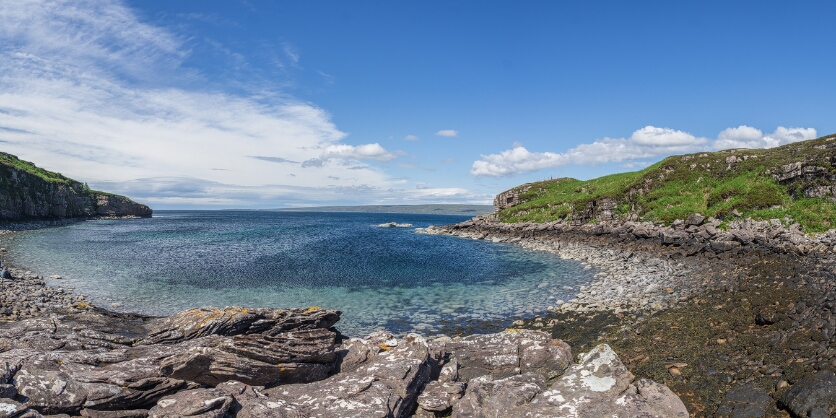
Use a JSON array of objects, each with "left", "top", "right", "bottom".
[{"left": 0, "top": 152, "right": 151, "bottom": 220}]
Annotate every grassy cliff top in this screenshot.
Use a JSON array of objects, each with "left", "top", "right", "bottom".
[
  {"left": 499, "top": 133, "right": 836, "bottom": 232},
  {"left": 0, "top": 152, "right": 120, "bottom": 197},
  {"left": 0, "top": 152, "right": 74, "bottom": 185}
]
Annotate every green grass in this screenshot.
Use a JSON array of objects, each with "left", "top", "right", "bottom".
[
  {"left": 0, "top": 152, "right": 121, "bottom": 200},
  {"left": 0, "top": 152, "right": 73, "bottom": 184},
  {"left": 498, "top": 133, "right": 836, "bottom": 233}
]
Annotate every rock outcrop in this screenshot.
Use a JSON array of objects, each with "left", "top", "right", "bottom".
[
  {"left": 0, "top": 152, "right": 151, "bottom": 220},
  {"left": 0, "top": 295, "right": 689, "bottom": 418}
]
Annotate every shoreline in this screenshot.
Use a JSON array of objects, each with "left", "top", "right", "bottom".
[
  {"left": 0, "top": 222, "right": 696, "bottom": 418},
  {"left": 424, "top": 215, "right": 836, "bottom": 416},
  {"left": 3, "top": 215, "right": 836, "bottom": 416}
]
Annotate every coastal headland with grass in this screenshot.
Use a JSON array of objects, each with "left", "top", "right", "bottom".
[{"left": 2, "top": 134, "right": 836, "bottom": 416}]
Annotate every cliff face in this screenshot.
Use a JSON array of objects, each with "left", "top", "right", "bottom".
[{"left": 0, "top": 152, "right": 151, "bottom": 220}]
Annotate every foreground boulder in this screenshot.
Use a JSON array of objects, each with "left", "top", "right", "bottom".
[
  {"left": 451, "top": 344, "right": 689, "bottom": 418},
  {"left": 264, "top": 333, "right": 433, "bottom": 418},
  {"left": 445, "top": 329, "right": 572, "bottom": 382}
]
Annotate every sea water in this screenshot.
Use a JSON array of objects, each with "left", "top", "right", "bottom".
[{"left": 2, "top": 211, "right": 595, "bottom": 336}]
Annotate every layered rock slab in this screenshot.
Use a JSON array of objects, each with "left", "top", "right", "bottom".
[
  {"left": 264, "top": 333, "right": 433, "bottom": 418},
  {"left": 451, "top": 344, "right": 688, "bottom": 418}
]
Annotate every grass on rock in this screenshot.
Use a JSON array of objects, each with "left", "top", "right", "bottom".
[{"left": 499, "top": 134, "right": 836, "bottom": 233}]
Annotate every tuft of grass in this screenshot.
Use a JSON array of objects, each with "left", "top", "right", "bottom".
[{"left": 498, "top": 133, "right": 836, "bottom": 233}]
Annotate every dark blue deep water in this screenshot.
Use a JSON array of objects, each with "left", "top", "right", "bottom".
[{"left": 2, "top": 211, "right": 595, "bottom": 336}]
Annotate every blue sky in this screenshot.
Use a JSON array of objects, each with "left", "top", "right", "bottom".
[{"left": 0, "top": 1, "right": 834, "bottom": 209}]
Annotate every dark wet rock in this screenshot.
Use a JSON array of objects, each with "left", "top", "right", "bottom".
[
  {"left": 446, "top": 330, "right": 571, "bottom": 382},
  {"left": 264, "top": 333, "right": 432, "bottom": 418},
  {"left": 14, "top": 366, "right": 87, "bottom": 414},
  {"left": 147, "top": 388, "right": 232, "bottom": 418},
  {"left": 780, "top": 371, "right": 836, "bottom": 418},
  {"left": 715, "top": 383, "right": 770, "bottom": 418},
  {"left": 139, "top": 307, "right": 341, "bottom": 345},
  {"left": 0, "top": 384, "right": 15, "bottom": 399}
]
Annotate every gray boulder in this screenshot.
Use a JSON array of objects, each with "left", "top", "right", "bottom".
[
  {"left": 445, "top": 330, "right": 572, "bottom": 382},
  {"left": 416, "top": 381, "right": 466, "bottom": 412},
  {"left": 452, "top": 373, "right": 545, "bottom": 417},
  {"left": 264, "top": 333, "right": 433, "bottom": 418},
  {"left": 451, "top": 344, "right": 689, "bottom": 417},
  {"left": 14, "top": 366, "right": 87, "bottom": 414}
]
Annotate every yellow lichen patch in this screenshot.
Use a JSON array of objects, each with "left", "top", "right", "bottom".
[
  {"left": 379, "top": 344, "right": 391, "bottom": 352},
  {"left": 305, "top": 306, "right": 323, "bottom": 312},
  {"left": 76, "top": 301, "right": 89, "bottom": 309},
  {"left": 504, "top": 328, "right": 523, "bottom": 333}
]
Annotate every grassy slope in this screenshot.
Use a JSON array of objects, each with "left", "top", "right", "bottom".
[
  {"left": 0, "top": 152, "right": 116, "bottom": 197},
  {"left": 499, "top": 133, "right": 836, "bottom": 232},
  {"left": 0, "top": 152, "right": 74, "bottom": 185}
]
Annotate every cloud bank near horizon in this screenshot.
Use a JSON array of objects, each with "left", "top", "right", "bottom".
[{"left": 470, "top": 125, "right": 818, "bottom": 177}]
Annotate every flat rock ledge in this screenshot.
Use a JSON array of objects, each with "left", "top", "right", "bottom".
[{"left": 0, "top": 295, "right": 689, "bottom": 417}]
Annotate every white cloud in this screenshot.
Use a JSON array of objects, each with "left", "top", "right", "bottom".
[
  {"left": 435, "top": 130, "right": 458, "bottom": 137},
  {"left": 403, "top": 135, "right": 420, "bottom": 141},
  {"left": 321, "top": 143, "right": 396, "bottom": 162},
  {"left": 0, "top": 0, "right": 434, "bottom": 207},
  {"left": 714, "top": 126, "right": 817, "bottom": 150},
  {"left": 470, "top": 125, "right": 817, "bottom": 177}
]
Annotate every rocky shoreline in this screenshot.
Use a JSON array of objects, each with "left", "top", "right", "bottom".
[
  {"left": 5, "top": 210, "right": 836, "bottom": 417},
  {"left": 422, "top": 215, "right": 836, "bottom": 417},
  {"left": 0, "top": 228, "right": 691, "bottom": 417}
]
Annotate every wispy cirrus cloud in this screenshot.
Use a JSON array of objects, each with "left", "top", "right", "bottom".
[
  {"left": 470, "top": 125, "right": 818, "bottom": 177},
  {"left": 0, "top": 0, "right": 482, "bottom": 208}
]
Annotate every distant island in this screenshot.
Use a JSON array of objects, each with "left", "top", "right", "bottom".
[{"left": 269, "top": 204, "right": 494, "bottom": 216}]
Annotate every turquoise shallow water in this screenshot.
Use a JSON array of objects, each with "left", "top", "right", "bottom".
[{"left": 1, "top": 211, "right": 595, "bottom": 336}]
